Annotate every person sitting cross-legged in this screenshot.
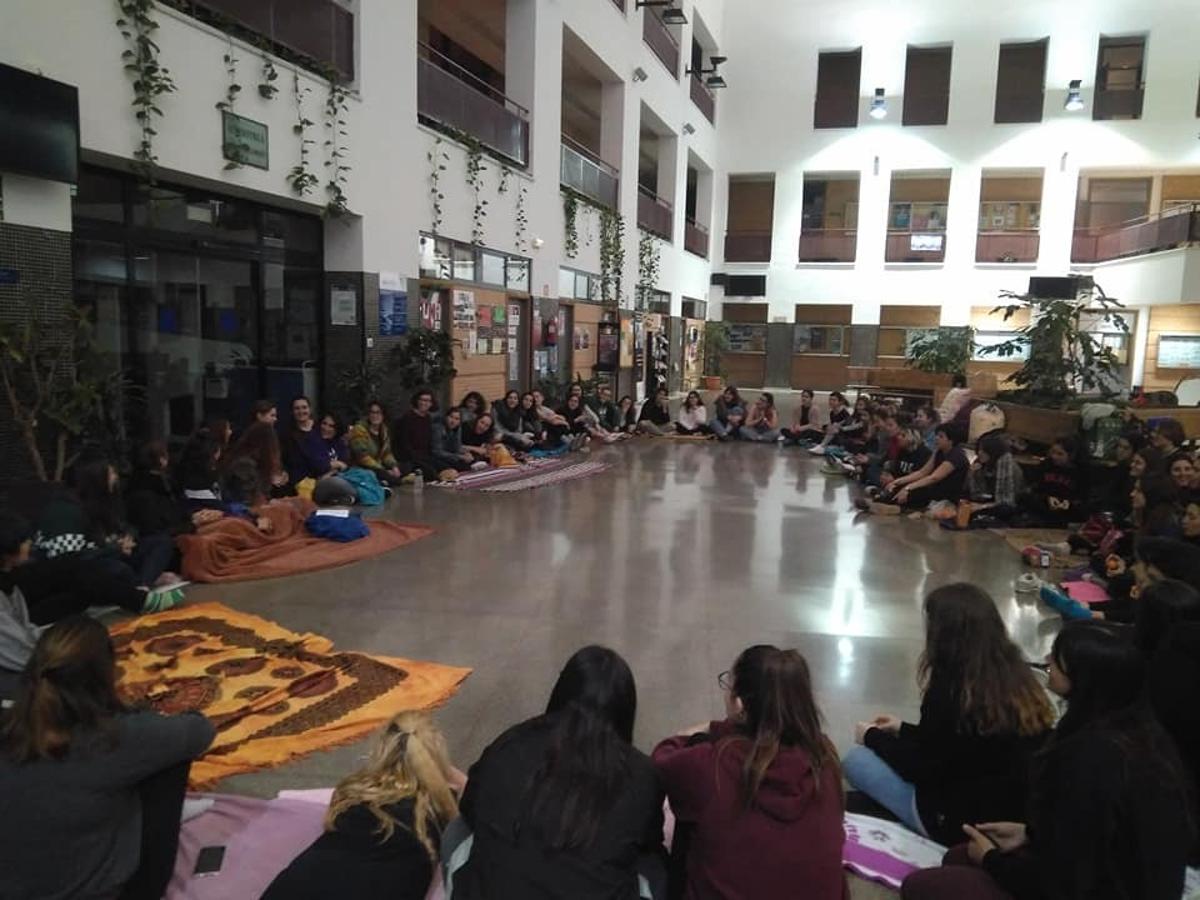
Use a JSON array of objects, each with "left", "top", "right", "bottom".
[
  {"left": 432, "top": 407, "right": 483, "bottom": 473},
  {"left": 637, "top": 388, "right": 673, "bottom": 437},
  {"left": 739, "top": 392, "right": 782, "bottom": 443}
]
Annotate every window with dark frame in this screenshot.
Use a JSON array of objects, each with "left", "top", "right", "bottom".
[
  {"left": 1093, "top": 36, "right": 1146, "bottom": 120},
  {"left": 814, "top": 49, "right": 862, "bottom": 129},
  {"left": 994, "top": 39, "right": 1048, "bottom": 124},
  {"left": 902, "top": 45, "right": 953, "bottom": 126}
]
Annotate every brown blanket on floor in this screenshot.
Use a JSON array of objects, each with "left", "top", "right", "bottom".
[{"left": 178, "top": 499, "right": 433, "bottom": 583}]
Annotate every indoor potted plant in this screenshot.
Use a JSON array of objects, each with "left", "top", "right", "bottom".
[{"left": 702, "top": 320, "right": 729, "bottom": 391}]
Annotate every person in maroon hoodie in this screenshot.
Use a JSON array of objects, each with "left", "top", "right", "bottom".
[
  {"left": 653, "top": 645, "right": 847, "bottom": 900},
  {"left": 394, "top": 388, "right": 440, "bottom": 480}
]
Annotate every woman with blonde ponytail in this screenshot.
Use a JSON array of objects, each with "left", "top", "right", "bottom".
[
  {"left": 653, "top": 645, "right": 847, "bottom": 900},
  {"left": 263, "top": 711, "right": 463, "bottom": 899},
  {"left": 0, "top": 616, "right": 215, "bottom": 900}
]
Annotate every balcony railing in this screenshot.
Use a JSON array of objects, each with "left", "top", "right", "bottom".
[
  {"left": 418, "top": 43, "right": 530, "bottom": 168},
  {"left": 976, "top": 231, "right": 1040, "bottom": 263},
  {"left": 637, "top": 186, "right": 673, "bottom": 240},
  {"left": 690, "top": 75, "right": 715, "bottom": 124},
  {"left": 561, "top": 136, "right": 619, "bottom": 209},
  {"left": 175, "top": 0, "right": 355, "bottom": 79},
  {"left": 642, "top": 9, "right": 679, "bottom": 78},
  {"left": 798, "top": 228, "right": 857, "bottom": 263},
  {"left": 886, "top": 231, "right": 947, "bottom": 263},
  {"left": 1072, "top": 204, "right": 1200, "bottom": 264},
  {"left": 685, "top": 218, "right": 709, "bottom": 258},
  {"left": 724, "top": 231, "right": 772, "bottom": 262}
]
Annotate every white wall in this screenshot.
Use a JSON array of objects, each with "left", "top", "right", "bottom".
[{"left": 714, "top": 0, "right": 1200, "bottom": 323}]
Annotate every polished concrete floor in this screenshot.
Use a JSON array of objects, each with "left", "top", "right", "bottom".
[{"left": 192, "top": 431, "right": 1059, "bottom": 809}]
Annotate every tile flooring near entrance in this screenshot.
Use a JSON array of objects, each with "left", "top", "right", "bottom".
[{"left": 190, "top": 437, "right": 1060, "bottom": 895}]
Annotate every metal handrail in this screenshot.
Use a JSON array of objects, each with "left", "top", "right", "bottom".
[
  {"left": 638, "top": 184, "right": 673, "bottom": 209},
  {"left": 418, "top": 42, "right": 529, "bottom": 119},
  {"left": 561, "top": 134, "right": 619, "bottom": 178},
  {"left": 1074, "top": 202, "right": 1199, "bottom": 236}
]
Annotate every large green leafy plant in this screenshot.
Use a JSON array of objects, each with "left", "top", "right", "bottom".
[
  {"left": 980, "top": 286, "right": 1128, "bottom": 407},
  {"left": 702, "top": 321, "right": 730, "bottom": 379},
  {"left": 906, "top": 326, "right": 975, "bottom": 375},
  {"left": 389, "top": 327, "right": 458, "bottom": 391}
]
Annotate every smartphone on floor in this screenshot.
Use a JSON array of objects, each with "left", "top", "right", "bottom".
[{"left": 193, "top": 845, "right": 226, "bottom": 877}]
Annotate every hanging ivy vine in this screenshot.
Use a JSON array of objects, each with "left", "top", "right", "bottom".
[
  {"left": 563, "top": 192, "right": 580, "bottom": 259},
  {"left": 322, "top": 76, "right": 351, "bottom": 217},
  {"left": 258, "top": 52, "right": 280, "bottom": 99},
  {"left": 599, "top": 208, "right": 627, "bottom": 306},
  {"left": 215, "top": 39, "right": 248, "bottom": 170},
  {"left": 637, "top": 229, "right": 662, "bottom": 307},
  {"left": 428, "top": 137, "right": 448, "bottom": 234},
  {"left": 498, "top": 164, "right": 511, "bottom": 196},
  {"left": 115, "top": 0, "right": 177, "bottom": 178},
  {"left": 287, "top": 70, "right": 319, "bottom": 196},
  {"left": 515, "top": 183, "right": 529, "bottom": 251},
  {"left": 464, "top": 137, "right": 488, "bottom": 245}
]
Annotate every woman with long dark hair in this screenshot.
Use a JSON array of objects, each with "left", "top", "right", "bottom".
[
  {"left": 843, "top": 584, "right": 1054, "bottom": 844},
  {"left": 1131, "top": 470, "right": 1181, "bottom": 538},
  {"left": 493, "top": 390, "right": 535, "bottom": 450},
  {"left": 0, "top": 617, "right": 214, "bottom": 900},
  {"left": 902, "top": 621, "right": 1195, "bottom": 900},
  {"left": 225, "top": 421, "right": 293, "bottom": 498},
  {"left": 450, "top": 645, "right": 663, "bottom": 899},
  {"left": 653, "top": 646, "right": 846, "bottom": 900},
  {"left": 782, "top": 389, "right": 823, "bottom": 445}
]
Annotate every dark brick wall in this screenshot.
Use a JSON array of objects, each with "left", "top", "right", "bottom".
[
  {"left": 321, "top": 271, "right": 366, "bottom": 418},
  {"left": 0, "top": 221, "right": 73, "bottom": 486}
]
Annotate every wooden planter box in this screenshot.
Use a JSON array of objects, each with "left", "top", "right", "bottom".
[{"left": 994, "top": 401, "right": 1080, "bottom": 444}]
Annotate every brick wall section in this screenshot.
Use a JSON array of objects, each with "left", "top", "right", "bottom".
[{"left": 0, "top": 221, "right": 73, "bottom": 487}]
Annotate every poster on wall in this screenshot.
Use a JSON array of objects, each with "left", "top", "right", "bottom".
[
  {"left": 452, "top": 290, "right": 476, "bottom": 328},
  {"left": 619, "top": 317, "right": 634, "bottom": 368},
  {"left": 420, "top": 289, "right": 443, "bottom": 330},
  {"left": 507, "top": 303, "right": 521, "bottom": 382},
  {"left": 597, "top": 321, "right": 619, "bottom": 372},
  {"left": 330, "top": 287, "right": 357, "bottom": 326},
  {"left": 378, "top": 271, "right": 407, "bottom": 336}
]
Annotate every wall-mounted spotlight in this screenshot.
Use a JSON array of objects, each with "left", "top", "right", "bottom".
[
  {"left": 632, "top": 66, "right": 648, "bottom": 83},
  {"left": 869, "top": 87, "right": 887, "bottom": 120},
  {"left": 635, "top": 0, "right": 687, "bottom": 25},
  {"left": 682, "top": 122, "right": 696, "bottom": 135},
  {"left": 1064, "top": 79, "right": 1084, "bottom": 112},
  {"left": 686, "top": 55, "right": 728, "bottom": 89}
]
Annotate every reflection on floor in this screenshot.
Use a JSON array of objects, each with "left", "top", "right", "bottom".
[{"left": 185, "top": 438, "right": 1060, "bottom": 895}]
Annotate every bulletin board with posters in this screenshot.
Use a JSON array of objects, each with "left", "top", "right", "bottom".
[{"left": 450, "top": 287, "right": 508, "bottom": 402}]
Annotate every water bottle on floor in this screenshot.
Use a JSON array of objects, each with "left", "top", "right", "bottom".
[{"left": 413, "top": 470, "right": 424, "bottom": 492}]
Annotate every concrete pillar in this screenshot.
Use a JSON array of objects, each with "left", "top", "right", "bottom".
[
  {"left": 1149, "top": 174, "right": 1164, "bottom": 217},
  {"left": 1039, "top": 154, "right": 1079, "bottom": 275},
  {"left": 944, "top": 164, "right": 981, "bottom": 270}
]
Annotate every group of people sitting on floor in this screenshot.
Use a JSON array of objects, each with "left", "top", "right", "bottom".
[{"left": 2, "top": 573, "right": 1196, "bottom": 899}]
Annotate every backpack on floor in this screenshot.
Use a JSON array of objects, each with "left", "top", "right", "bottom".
[{"left": 340, "top": 467, "right": 387, "bottom": 506}]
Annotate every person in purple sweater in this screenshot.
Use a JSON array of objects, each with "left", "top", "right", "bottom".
[
  {"left": 653, "top": 645, "right": 848, "bottom": 900},
  {"left": 281, "top": 396, "right": 349, "bottom": 484}
]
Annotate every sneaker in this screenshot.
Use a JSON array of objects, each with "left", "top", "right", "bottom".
[
  {"left": 470, "top": 460, "right": 489, "bottom": 471},
  {"left": 864, "top": 486, "right": 881, "bottom": 499},
  {"left": 141, "top": 586, "right": 185, "bottom": 614},
  {"left": 400, "top": 472, "right": 417, "bottom": 485},
  {"left": 807, "top": 446, "right": 827, "bottom": 456},
  {"left": 820, "top": 464, "right": 845, "bottom": 476},
  {"left": 868, "top": 501, "right": 902, "bottom": 516}
]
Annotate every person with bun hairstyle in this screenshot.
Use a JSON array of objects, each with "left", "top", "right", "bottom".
[
  {"left": 843, "top": 584, "right": 1054, "bottom": 844},
  {"left": 653, "top": 645, "right": 847, "bottom": 900},
  {"left": 263, "top": 711, "right": 464, "bottom": 900},
  {"left": 0, "top": 616, "right": 215, "bottom": 900}
]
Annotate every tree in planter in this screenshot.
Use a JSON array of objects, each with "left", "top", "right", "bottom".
[
  {"left": 0, "top": 305, "right": 138, "bottom": 481},
  {"left": 334, "top": 358, "right": 387, "bottom": 421},
  {"left": 388, "top": 327, "right": 458, "bottom": 394},
  {"left": 702, "top": 321, "right": 730, "bottom": 381},
  {"left": 905, "top": 326, "right": 976, "bottom": 375},
  {"left": 980, "top": 285, "right": 1128, "bottom": 407}
]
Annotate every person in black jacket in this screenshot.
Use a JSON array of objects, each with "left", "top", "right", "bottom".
[
  {"left": 901, "top": 620, "right": 1195, "bottom": 900},
  {"left": 125, "top": 441, "right": 221, "bottom": 540},
  {"left": 842, "top": 583, "right": 1055, "bottom": 844},
  {"left": 1019, "top": 437, "right": 1085, "bottom": 525},
  {"left": 262, "top": 712, "right": 463, "bottom": 900},
  {"left": 447, "top": 645, "right": 665, "bottom": 900}
]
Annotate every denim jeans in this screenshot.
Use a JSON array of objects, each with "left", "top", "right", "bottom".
[
  {"left": 842, "top": 745, "right": 928, "bottom": 835},
  {"left": 738, "top": 426, "right": 780, "bottom": 443}
]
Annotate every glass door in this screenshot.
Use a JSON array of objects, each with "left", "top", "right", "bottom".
[
  {"left": 131, "top": 251, "right": 258, "bottom": 439},
  {"left": 261, "top": 264, "right": 322, "bottom": 410}
]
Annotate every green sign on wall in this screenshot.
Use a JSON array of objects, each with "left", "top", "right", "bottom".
[{"left": 221, "top": 111, "right": 269, "bottom": 170}]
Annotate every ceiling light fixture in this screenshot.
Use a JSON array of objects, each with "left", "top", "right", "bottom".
[
  {"left": 1064, "top": 79, "right": 1084, "bottom": 112},
  {"left": 705, "top": 74, "right": 727, "bottom": 89},
  {"left": 635, "top": 0, "right": 687, "bottom": 25},
  {"left": 869, "top": 87, "right": 888, "bottom": 120}
]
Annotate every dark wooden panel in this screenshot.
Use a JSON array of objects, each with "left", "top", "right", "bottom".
[
  {"left": 814, "top": 49, "right": 861, "bottom": 129},
  {"left": 902, "top": 45, "right": 952, "bottom": 126}
]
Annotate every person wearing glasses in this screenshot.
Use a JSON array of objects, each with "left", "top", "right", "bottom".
[{"left": 652, "top": 646, "right": 846, "bottom": 899}]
